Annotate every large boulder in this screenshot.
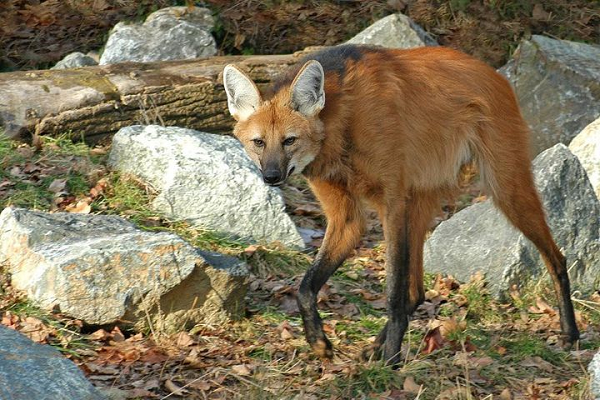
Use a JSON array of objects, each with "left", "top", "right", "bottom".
[
  {"left": 500, "top": 35, "right": 600, "bottom": 156},
  {"left": 347, "top": 13, "right": 437, "bottom": 48},
  {"left": 108, "top": 125, "right": 304, "bottom": 248},
  {"left": 0, "top": 325, "right": 104, "bottom": 400},
  {"left": 569, "top": 116, "right": 600, "bottom": 201},
  {"left": 0, "top": 207, "right": 248, "bottom": 329},
  {"left": 424, "top": 144, "right": 600, "bottom": 296},
  {"left": 51, "top": 52, "right": 98, "bottom": 70},
  {"left": 99, "top": 6, "right": 217, "bottom": 65},
  {"left": 590, "top": 350, "right": 600, "bottom": 400}
]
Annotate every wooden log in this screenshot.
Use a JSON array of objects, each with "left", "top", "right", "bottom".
[{"left": 0, "top": 53, "right": 305, "bottom": 143}]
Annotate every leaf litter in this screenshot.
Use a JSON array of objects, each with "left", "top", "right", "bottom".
[{"left": 0, "top": 136, "right": 597, "bottom": 399}]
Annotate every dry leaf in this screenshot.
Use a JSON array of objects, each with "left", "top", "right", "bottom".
[
  {"left": 403, "top": 376, "right": 421, "bottom": 394},
  {"left": 520, "top": 356, "right": 554, "bottom": 373},
  {"left": 65, "top": 199, "right": 91, "bottom": 214},
  {"left": 280, "top": 327, "right": 294, "bottom": 340},
  {"left": 20, "top": 316, "right": 51, "bottom": 343},
  {"left": 317, "top": 372, "right": 336, "bottom": 382},
  {"left": 277, "top": 320, "right": 295, "bottom": 338},
  {"left": 532, "top": 3, "right": 551, "bottom": 20},
  {"left": 85, "top": 363, "right": 120, "bottom": 375},
  {"left": 164, "top": 379, "right": 187, "bottom": 395},
  {"left": 425, "top": 289, "right": 439, "bottom": 300},
  {"left": 126, "top": 388, "right": 157, "bottom": 398},
  {"left": 9, "top": 166, "right": 23, "bottom": 177},
  {"left": 535, "top": 297, "right": 556, "bottom": 315},
  {"left": 470, "top": 356, "right": 493, "bottom": 368},
  {"left": 1, "top": 313, "right": 19, "bottom": 329},
  {"left": 293, "top": 203, "right": 322, "bottom": 216},
  {"left": 231, "top": 364, "right": 252, "bottom": 376},
  {"left": 366, "top": 297, "right": 387, "bottom": 310},
  {"left": 111, "top": 326, "right": 125, "bottom": 342},
  {"left": 278, "top": 294, "right": 299, "bottom": 315},
  {"left": 16, "top": 146, "right": 35, "bottom": 158},
  {"left": 234, "top": 33, "right": 246, "bottom": 49},
  {"left": 423, "top": 326, "right": 445, "bottom": 354},
  {"left": 439, "top": 317, "right": 465, "bottom": 339},
  {"left": 89, "top": 178, "right": 108, "bottom": 198},
  {"left": 499, "top": 388, "right": 512, "bottom": 400},
  {"left": 89, "top": 329, "right": 110, "bottom": 341},
  {"left": 140, "top": 348, "right": 169, "bottom": 363},
  {"left": 90, "top": 147, "right": 107, "bottom": 155},
  {"left": 48, "top": 178, "right": 67, "bottom": 194},
  {"left": 189, "top": 380, "right": 211, "bottom": 391},
  {"left": 175, "top": 331, "right": 195, "bottom": 347}
]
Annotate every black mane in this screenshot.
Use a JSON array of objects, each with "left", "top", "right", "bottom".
[{"left": 267, "top": 44, "right": 381, "bottom": 98}]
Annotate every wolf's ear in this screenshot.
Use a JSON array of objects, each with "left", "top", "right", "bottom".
[
  {"left": 290, "top": 60, "right": 325, "bottom": 117},
  {"left": 223, "top": 65, "right": 262, "bottom": 121}
]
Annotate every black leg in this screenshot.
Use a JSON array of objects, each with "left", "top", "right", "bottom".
[
  {"left": 296, "top": 180, "right": 364, "bottom": 358},
  {"left": 382, "top": 201, "right": 410, "bottom": 366}
]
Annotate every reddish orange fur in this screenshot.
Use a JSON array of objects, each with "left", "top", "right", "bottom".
[{"left": 225, "top": 45, "right": 579, "bottom": 363}]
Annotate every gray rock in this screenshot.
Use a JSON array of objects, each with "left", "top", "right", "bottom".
[
  {"left": 569, "top": 116, "right": 600, "bottom": 201},
  {"left": 108, "top": 125, "right": 304, "bottom": 248},
  {"left": 347, "top": 13, "right": 437, "bottom": 48},
  {"left": 424, "top": 144, "right": 600, "bottom": 296},
  {"left": 0, "top": 207, "right": 248, "bottom": 328},
  {"left": 500, "top": 35, "right": 600, "bottom": 156},
  {"left": 0, "top": 325, "right": 105, "bottom": 400},
  {"left": 99, "top": 6, "right": 216, "bottom": 65},
  {"left": 590, "top": 350, "right": 600, "bottom": 400},
  {"left": 51, "top": 52, "right": 98, "bottom": 69}
]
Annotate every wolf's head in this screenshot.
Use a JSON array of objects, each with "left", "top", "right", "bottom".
[{"left": 223, "top": 60, "right": 326, "bottom": 186}]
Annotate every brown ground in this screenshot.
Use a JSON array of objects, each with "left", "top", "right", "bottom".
[
  {"left": 1, "top": 0, "right": 599, "bottom": 71},
  {"left": 1, "top": 2, "right": 599, "bottom": 399},
  {"left": 0, "top": 137, "right": 598, "bottom": 399}
]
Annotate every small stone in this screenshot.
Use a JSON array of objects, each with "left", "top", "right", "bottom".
[{"left": 51, "top": 52, "right": 98, "bottom": 70}]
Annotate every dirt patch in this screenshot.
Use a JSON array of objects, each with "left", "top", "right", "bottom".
[
  {"left": 205, "top": 0, "right": 395, "bottom": 55},
  {"left": 2, "top": 0, "right": 598, "bottom": 71},
  {"left": 0, "top": 0, "right": 169, "bottom": 71},
  {"left": 210, "top": 0, "right": 599, "bottom": 68},
  {"left": 407, "top": 0, "right": 600, "bottom": 67}
]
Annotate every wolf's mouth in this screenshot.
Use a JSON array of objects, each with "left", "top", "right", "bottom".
[{"left": 267, "top": 166, "right": 295, "bottom": 187}]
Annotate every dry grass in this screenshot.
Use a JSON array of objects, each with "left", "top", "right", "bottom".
[
  {"left": 2, "top": 0, "right": 598, "bottom": 71},
  {"left": 0, "top": 136, "right": 598, "bottom": 399}
]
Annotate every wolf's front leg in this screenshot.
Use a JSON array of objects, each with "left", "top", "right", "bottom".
[{"left": 297, "top": 178, "right": 364, "bottom": 358}]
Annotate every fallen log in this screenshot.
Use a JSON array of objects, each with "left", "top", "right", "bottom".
[{"left": 0, "top": 52, "right": 307, "bottom": 143}]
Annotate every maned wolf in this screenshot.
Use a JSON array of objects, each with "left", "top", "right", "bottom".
[{"left": 222, "top": 44, "right": 579, "bottom": 365}]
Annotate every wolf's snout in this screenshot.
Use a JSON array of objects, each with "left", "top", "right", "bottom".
[{"left": 263, "top": 169, "right": 282, "bottom": 185}]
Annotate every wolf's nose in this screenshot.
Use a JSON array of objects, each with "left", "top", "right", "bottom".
[{"left": 263, "top": 170, "right": 282, "bottom": 184}]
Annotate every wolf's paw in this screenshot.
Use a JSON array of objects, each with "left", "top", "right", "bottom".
[{"left": 311, "top": 338, "right": 334, "bottom": 359}]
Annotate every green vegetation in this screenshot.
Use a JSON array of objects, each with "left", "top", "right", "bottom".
[
  {"left": 0, "top": 135, "right": 99, "bottom": 210},
  {"left": 499, "top": 333, "right": 565, "bottom": 364},
  {"left": 331, "top": 362, "right": 404, "bottom": 398},
  {"left": 0, "top": 134, "right": 597, "bottom": 398}
]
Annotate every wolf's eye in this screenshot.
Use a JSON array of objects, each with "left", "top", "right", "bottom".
[
  {"left": 283, "top": 137, "right": 297, "bottom": 146},
  {"left": 252, "top": 139, "right": 265, "bottom": 148}
]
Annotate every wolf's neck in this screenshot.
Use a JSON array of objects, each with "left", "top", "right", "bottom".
[{"left": 303, "top": 103, "right": 353, "bottom": 185}]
